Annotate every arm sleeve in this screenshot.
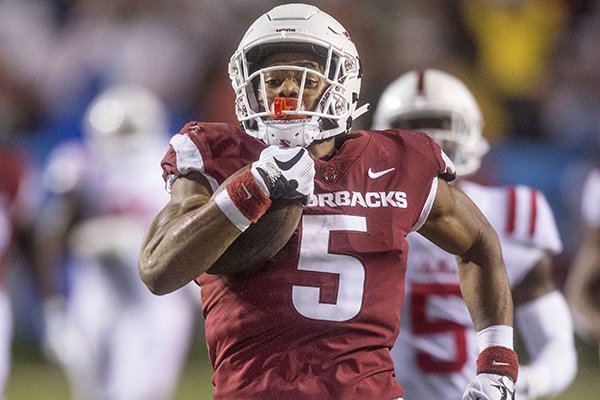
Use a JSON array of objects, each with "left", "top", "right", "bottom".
[
  {"left": 581, "top": 168, "right": 600, "bottom": 228},
  {"left": 515, "top": 290, "right": 577, "bottom": 398}
]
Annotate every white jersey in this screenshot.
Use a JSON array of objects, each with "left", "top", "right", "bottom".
[
  {"left": 392, "top": 180, "right": 562, "bottom": 400},
  {"left": 45, "top": 139, "right": 169, "bottom": 220},
  {"left": 581, "top": 168, "right": 600, "bottom": 228},
  {"left": 43, "top": 138, "right": 195, "bottom": 400},
  {"left": 44, "top": 138, "right": 170, "bottom": 294}
]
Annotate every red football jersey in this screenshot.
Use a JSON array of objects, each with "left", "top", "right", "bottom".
[
  {"left": 0, "top": 146, "right": 37, "bottom": 286},
  {"left": 162, "top": 121, "right": 454, "bottom": 399}
]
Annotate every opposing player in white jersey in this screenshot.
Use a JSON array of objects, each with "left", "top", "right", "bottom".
[
  {"left": 373, "top": 69, "right": 577, "bottom": 400},
  {"left": 566, "top": 167, "right": 600, "bottom": 358},
  {"left": 33, "top": 85, "right": 195, "bottom": 400}
]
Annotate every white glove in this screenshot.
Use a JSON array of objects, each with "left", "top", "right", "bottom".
[
  {"left": 462, "top": 373, "right": 515, "bottom": 400},
  {"left": 251, "top": 145, "right": 315, "bottom": 203}
]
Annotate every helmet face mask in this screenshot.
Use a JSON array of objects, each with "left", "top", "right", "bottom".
[
  {"left": 373, "top": 69, "right": 488, "bottom": 176},
  {"left": 251, "top": 51, "right": 330, "bottom": 119},
  {"left": 229, "top": 4, "right": 366, "bottom": 148},
  {"left": 388, "top": 112, "right": 453, "bottom": 131}
]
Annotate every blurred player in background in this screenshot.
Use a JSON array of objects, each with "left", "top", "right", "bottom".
[
  {"left": 33, "top": 85, "right": 195, "bottom": 400},
  {"left": 139, "top": 4, "right": 519, "bottom": 399},
  {"left": 373, "top": 69, "right": 577, "bottom": 399},
  {"left": 0, "top": 144, "right": 40, "bottom": 399},
  {"left": 565, "top": 167, "right": 600, "bottom": 360}
]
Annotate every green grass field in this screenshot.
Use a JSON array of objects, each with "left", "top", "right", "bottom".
[{"left": 6, "top": 338, "right": 599, "bottom": 399}]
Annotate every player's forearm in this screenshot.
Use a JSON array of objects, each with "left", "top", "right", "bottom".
[
  {"left": 565, "top": 227, "right": 600, "bottom": 335},
  {"left": 139, "top": 198, "right": 241, "bottom": 295},
  {"left": 457, "top": 229, "right": 513, "bottom": 331},
  {"left": 516, "top": 291, "right": 577, "bottom": 398}
]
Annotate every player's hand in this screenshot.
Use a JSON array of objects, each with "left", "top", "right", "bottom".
[
  {"left": 462, "top": 373, "right": 515, "bottom": 400},
  {"left": 214, "top": 146, "right": 314, "bottom": 231},
  {"left": 251, "top": 145, "right": 315, "bottom": 203}
]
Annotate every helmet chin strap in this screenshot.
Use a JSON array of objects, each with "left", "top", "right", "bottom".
[
  {"left": 257, "top": 99, "right": 371, "bottom": 148},
  {"left": 352, "top": 103, "right": 370, "bottom": 121},
  {"left": 259, "top": 118, "right": 321, "bottom": 148}
]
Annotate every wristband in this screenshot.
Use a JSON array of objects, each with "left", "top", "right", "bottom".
[
  {"left": 477, "top": 324, "right": 513, "bottom": 351},
  {"left": 214, "top": 169, "right": 271, "bottom": 231},
  {"left": 476, "top": 324, "right": 518, "bottom": 382},
  {"left": 476, "top": 345, "right": 519, "bottom": 382}
]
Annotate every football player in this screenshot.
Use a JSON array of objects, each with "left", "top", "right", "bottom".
[
  {"left": 372, "top": 69, "right": 577, "bottom": 399},
  {"left": 0, "top": 144, "right": 40, "bottom": 398},
  {"left": 139, "top": 4, "right": 518, "bottom": 399},
  {"left": 33, "top": 85, "right": 195, "bottom": 400},
  {"left": 565, "top": 167, "right": 600, "bottom": 360}
]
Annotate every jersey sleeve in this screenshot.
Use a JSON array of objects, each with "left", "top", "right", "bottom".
[
  {"left": 503, "top": 185, "right": 563, "bottom": 254},
  {"left": 420, "top": 132, "right": 457, "bottom": 182},
  {"left": 406, "top": 131, "right": 457, "bottom": 231},
  {"left": 498, "top": 184, "right": 562, "bottom": 285},
  {"left": 463, "top": 182, "right": 563, "bottom": 287},
  {"left": 581, "top": 168, "right": 600, "bottom": 228},
  {"left": 161, "top": 121, "right": 220, "bottom": 193},
  {"left": 161, "top": 121, "right": 265, "bottom": 194}
]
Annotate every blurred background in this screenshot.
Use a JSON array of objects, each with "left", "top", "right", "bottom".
[{"left": 1, "top": 0, "right": 599, "bottom": 399}]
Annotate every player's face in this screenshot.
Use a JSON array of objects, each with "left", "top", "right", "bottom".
[
  {"left": 389, "top": 115, "right": 452, "bottom": 131},
  {"left": 258, "top": 52, "right": 329, "bottom": 117}
]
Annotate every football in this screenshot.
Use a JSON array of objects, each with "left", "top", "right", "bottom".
[{"left": 207, "top": 167, "right": 303, "bottom": 275}]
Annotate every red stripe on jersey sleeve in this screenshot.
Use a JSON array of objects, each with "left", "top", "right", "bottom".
[
  {"left": 417, "top": 70, "right": 426, "bottom": 95},
  {"left": 529, "top": 189, "right": 538, "bottom": 237},
  {"left": 506, "top": 187, "right": 517, "bottom": 235}
]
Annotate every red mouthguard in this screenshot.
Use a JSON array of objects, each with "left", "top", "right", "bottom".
[{"left": 272, "top": 97, "right": 306, "bottom": 120}]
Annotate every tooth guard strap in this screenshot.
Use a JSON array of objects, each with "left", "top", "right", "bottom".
[{"left": 476, "top": 346, "right": 519, "bottom": 382}]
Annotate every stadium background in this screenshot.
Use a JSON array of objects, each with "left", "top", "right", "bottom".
[{"left": 2, "top": 0, "right": 600, "bottom": 398}]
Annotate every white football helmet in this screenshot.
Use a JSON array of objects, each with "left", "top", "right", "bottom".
[
  {"left": 84, "top": 84, "right": 168, "bottom": 154},
  {"left": 372, "top": 69, "right": 488, "bottom": 176},
  {"left": 229, "top": 3, "right": 368, "bottom": 148}
]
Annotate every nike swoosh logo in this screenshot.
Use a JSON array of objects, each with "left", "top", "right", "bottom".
[
  {"left": 274, "top": 149, "right": 306, "bottom": 171},
  {"left": 368, "top": 167, "right": 395, "bottom": 179},
  {"left": 492, "top": 384, "right": 510, "bottom": 400},
  {"left": 241, "top": 184, "right": 252, "bottom": 200},
  {"left": 492, "top": 360, "right": 511, "bottom": 367}
]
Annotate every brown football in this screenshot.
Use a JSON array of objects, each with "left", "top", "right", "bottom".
[{"left": 206, "top": 167, "right": 303, "bottom": 275}]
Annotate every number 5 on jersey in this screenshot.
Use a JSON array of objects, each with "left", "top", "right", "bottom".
[{"left": 292, "top": 215, "right": 367, "bottom": 322}]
